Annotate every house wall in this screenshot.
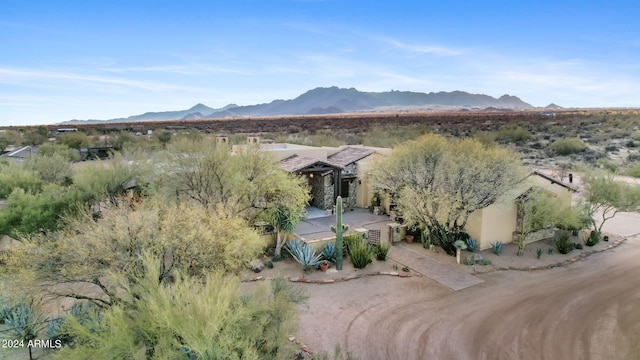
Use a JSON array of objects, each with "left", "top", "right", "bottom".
[
  {"left": 475, "top": 201, "right": 519, "bottom": 250},
  {"left": 354, "top": 154, "right": 384, "bottom": 209},
  {"left": 465, "top": 173, "right": 573, "bottom": 250}
]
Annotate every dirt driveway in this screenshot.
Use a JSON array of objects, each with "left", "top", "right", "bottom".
[{"left": 295, "top": 235, "right": 640, "bottom": 359}]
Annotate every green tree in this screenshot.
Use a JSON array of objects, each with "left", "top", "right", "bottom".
[
  {"left": 22, "top": 130, "right": 46, "bottom": 146},
  {"left": 73, "top": 151, "right": 153, "bottom": 206},
  {"left": 51, "top": 254, "right": 306, "bottom": 360},
  {"left": 582, "top": 172, "right": 640, "bottom": 234},
  {"left": 37, "top": 143, "right": 80, "bottom": 161},
  {"left": 515, "top": 188, "right": 585, "bottom": 255},
  {"left": 372, "top": 134, "right": 523, "bottom": 255},
  {"left": 0, "top": 162, "right": 43, "bottom": 199},
  {"left": 268, "top": 180, "right": 309, "bottom": 258},
  {"left": 3, "top": 200, "right": 264, "bottom": 306},
  {"left": 0, "top": 184, "right": 87, "bottom": 237},
  {"left": 57, "top": 132, "right": 91, "bottom": 150},
  {"left": 25, "top": 153, "right": 73, "bottom": 184},
  {"left": 0, "top": 130, "right": 22, "bottom": 146},
  {"left": 162, "top": 139, "right": 309, "bottom": 222},
  {"left": 154, "top": 130, "right": 172, "bottom": 147},
  {"left": 0, "top": 135, "right": 9, "bottom": 152}
]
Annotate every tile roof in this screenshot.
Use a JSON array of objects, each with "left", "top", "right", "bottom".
[
  {"left": 279, "top": 155, "right": 342, "bottom": 172},
  {"left": 327, "top": 147, "right": 375, "bottom": 167}
]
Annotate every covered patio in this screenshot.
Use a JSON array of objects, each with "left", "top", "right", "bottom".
[{"left": 295, "top": 208, "right": 399, "bottom": 246}]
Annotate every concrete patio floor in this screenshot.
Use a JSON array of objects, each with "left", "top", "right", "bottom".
[{"left": 295, "top": 208, "right": 395, "bottom": 241}]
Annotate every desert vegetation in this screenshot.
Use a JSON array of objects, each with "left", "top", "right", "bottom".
[{"left": 2, "top": 109, "right": 640, "bottom": 358}]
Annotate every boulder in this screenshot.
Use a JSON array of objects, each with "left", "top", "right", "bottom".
[
  {"left": 250, "top": 260, "right": 265, "bottom": 273},
  {"left": 467, "top": 253, "right": 483, "bottom": 263}
]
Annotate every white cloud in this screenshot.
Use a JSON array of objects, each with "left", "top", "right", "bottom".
[{"left": 0, "top": 67, "right": 205, "bottom": 92}]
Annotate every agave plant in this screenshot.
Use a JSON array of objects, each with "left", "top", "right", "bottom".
[
  {"left": 490, "top": 241, "right": 504, "bottom": 255},
  {"left": 285, "top": 239, "right": 323, "bottom": 272},
  {"left": 466, "top": 238, "right": 478, "bottom": 252},
  {"left": 321, "top": 241, "right": 337, "bottom": 262}
]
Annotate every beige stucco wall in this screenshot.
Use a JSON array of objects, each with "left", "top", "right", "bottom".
[
  {"left": 354, "top": 154, "right": 381, "bottom": 208},
  {"left": 465, "top": 173, "right": 574, "bottom": 249},
  {"left": 472, "top": 201, "right": 519, "bottom": 250}
]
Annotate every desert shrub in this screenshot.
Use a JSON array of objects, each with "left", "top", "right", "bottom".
[
  {"left": 490, "top": 241, "right": 504, "bottom": 255},
  {"left": 550, "top": 138, "right": 587, "bottom": 155},
  {"left": 583, "top": 230, "right": 601, "bottom": 247},
  {"left": 473, "top": 131, "right": 497, "bottom": 146},
  {"left": 495, "top": 125, "right": 532, "bottom": 143},
  {"left": 597, "top": 159, "right": 619, "bottom": 173},
  {"left": 555, "top": 232, "right": 575, "bottom": 254},
  {"left": 627, "top": 140, "right": 637, "bottom": 148},
  {"left": 536, "top": 248, "right": 543, "bottom": 259},
  {"left": 321, "top": 241, "right": 337, "bottom": 262},
  {"left": 348, "top": 241, "right": 372, "bottom": 269},
  {"left": 624, "top": 164, "right": 640, "bottom": 178},
  {"left": 479, "top": 259, "right": 492, "bottom": 266},
  {"left": 373, "top": 243, "right": 391, "bottom": 261},
  {"left": 574, "top": 243, "right": 584, "bottom": 250}
]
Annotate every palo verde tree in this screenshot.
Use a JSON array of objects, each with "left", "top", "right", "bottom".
[
  {"left": 1, "top": 199, "right": 264, "bottom": 308},
  {"left": 515, "top": 188, "right": 585, "bottom": 255},
  {"left": 161, "top": 138, "right": 309, "bottom": 223},
  {"left": 372, "top": 134, "right": 523, "bottom": 255},
  {"left": 582, "top": 171, "right": 640, "bottom": 234},
  {"left": 50, "top": 253, "right": 307, "bottom": 359}
]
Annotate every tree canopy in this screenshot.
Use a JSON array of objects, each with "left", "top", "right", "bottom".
[
  {"left": 582, "top": 172, "right": 640, "bottom": 233},
  {"left": 372, "top": 134, "right": 524, "bottom": 255}
]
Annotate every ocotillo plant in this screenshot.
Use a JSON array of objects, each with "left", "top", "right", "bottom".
[{"left": 330, "top": 196, "right": 350, "bottom": 270}]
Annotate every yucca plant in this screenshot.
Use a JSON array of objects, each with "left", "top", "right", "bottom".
[
  {"left": 349, "top": 241, "right": 372, "bottom": 269},
  {"left": 373, "top": 243, "right": 391, "bottom": 261},
  {"left": 285, "top": 239, "right": 322, "bottom": 272}
]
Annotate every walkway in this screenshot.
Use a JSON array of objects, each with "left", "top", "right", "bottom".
[{"left": 388, "top": 243, "right": 484, "bottom": 291}]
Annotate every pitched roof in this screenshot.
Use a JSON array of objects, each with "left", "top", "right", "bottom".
[
  {"left": 279, "top": 155, "right": 342, "bottom": 172},
  {"left": 327, "top": 147, "right": 375, "bottom": 167},
  {"left": 2, "top": 146, "right": 36, "bottom": 158},
  {"left": 530, "top": 170, "right": 578, "bottom": 192}
]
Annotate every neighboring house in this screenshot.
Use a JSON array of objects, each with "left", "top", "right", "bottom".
[
  {"left": 465, "top": 170, "right": 577, "bottom": 250},
  {"left": 1, "top": 146, "right": 36, "bottom": 162},
  {"left": 234, "top": 135, "right": 389, "bottom": 211}
]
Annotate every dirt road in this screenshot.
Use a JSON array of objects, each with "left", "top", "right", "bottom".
[{"left": 296, "top": 237, "right": 640, "bottom": 359}]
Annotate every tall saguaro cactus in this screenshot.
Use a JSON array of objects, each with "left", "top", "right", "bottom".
[{"left": 330, "top": 196, "right": 350, "bottom": 270}]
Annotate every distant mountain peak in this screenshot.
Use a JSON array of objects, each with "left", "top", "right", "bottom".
[{"left": 60, "top": 87, "right": 537, "bottom": 124}]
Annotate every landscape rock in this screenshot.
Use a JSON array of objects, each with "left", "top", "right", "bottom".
[
  {"left": 468, "top": 253, "right": 484, "bottom": 263},
  {"left": 250, "top": 260, "right": 265, "bottom": 273}
]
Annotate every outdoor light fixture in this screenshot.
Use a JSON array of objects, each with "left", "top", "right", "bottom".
[{"left": 309, "top": 173, "right": 314, "bottom": 178}]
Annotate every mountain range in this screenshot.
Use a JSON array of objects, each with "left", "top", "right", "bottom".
[{"left": 63, "top": 87, "right": 541, "bottom": 124}]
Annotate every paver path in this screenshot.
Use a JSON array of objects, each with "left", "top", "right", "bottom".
[{"left": 388, "top": 243, "right": 484, "bottom": 291}]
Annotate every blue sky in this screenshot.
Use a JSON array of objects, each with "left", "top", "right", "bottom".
[{"left": 1, "top": 0, "right": 639, "bottom": 125}]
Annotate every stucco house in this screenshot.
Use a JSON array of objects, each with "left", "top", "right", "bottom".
[
  {"left": 465, "top": 170, "right": 577, "bottom": 250},
  {"left": 233, "top": 135, "right": 389, "bottom": 212}
]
